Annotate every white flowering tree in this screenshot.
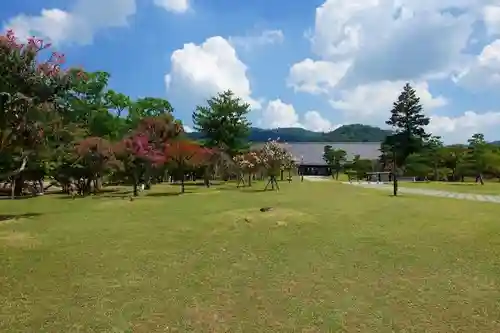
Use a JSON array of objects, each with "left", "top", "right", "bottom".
[
  {"left": 232, "top": 151, "right": 261, "bottom": 187},
  {"left": 281, "top": 152, "right": 297, "bottom": 181},
  {"left": 259, "top": 139, "right": 293, "bottom": 190}
]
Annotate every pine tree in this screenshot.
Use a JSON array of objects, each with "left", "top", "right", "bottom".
[
  {"left": 193, "top": 90, "right": 251, "bottom": 156},
  {"left": 384, "top": 83, "right": 430, "bottom": 166}
]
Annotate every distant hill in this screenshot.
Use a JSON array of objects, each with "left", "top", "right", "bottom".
[{"left": 187, "top": 124, "right": 392, "bottom": 143}]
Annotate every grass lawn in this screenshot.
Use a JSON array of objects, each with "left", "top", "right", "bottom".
[
  {"left": 2, "top": 180, "right": 500, "bottom": 332},
  {"left": 333, "top": 173, "right": 500, "bottom": 195},
  {"left": 397, "top": 180, "right": 500, "bottom": 195}
]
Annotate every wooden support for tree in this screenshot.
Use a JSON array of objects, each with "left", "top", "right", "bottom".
[
  {"left": 264, "top": 175, "right": 280, "bottom": 191},
  {"left": 236, "top": 173, "right": 246, "bottom": 188}
]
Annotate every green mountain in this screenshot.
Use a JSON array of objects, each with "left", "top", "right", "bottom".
[{"left": 188, "top": 124, "right": 392, "bottom": 143}]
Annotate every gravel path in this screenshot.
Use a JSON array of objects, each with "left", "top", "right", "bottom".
[
  {"left": 302, "top": 176, "right": 500, "bottom": 203},
  {"left": 343, "top": 181, "right": 500, "bottom": 204}
]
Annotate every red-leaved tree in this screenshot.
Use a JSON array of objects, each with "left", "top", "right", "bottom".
[{"left": 165, "top": 140, "right": 208, "bottom": 193}]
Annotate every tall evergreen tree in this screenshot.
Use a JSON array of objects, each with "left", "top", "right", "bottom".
[
  {"left": 384, "top": 83, "right": 430, "bottom": 166},
  {"left": 192, "top": 90, "right": 251, "bottom": 156}
]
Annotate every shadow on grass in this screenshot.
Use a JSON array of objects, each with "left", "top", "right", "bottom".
[
  {"left": 217, "top": 186, "right": 273, "bottom": 193},
  {"left": 170, "top": 182, "right": 209, "bottom": 187},
  {"left": 146, "top": 192, "right": 183, "bottom": 197},
  {"left": 0, "top": 195, "right": 35, "bottom": 200},
  {"left": 55, "top": 189, "right": 130, "bottom": 200},
  {"left": 0, "top": 213, "right": 42, "bottom": 222}
]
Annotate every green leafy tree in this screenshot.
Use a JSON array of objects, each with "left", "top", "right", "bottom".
[
  {"left": 193, "top": 90, "right": 251, "bottom": 156},
  {"left": 104, "top": 89, "right": 131, "bottom": 139},
  {"left": 423, "top": 136, "right": 444, "bottom": 180},
  {"left": 405, "top": 153, "right": 432, "bottom": 179},
  {"left": 105, "top": 90, "right": 131, "bottom": 118},
  {"left": 441, "top": 144, "right": 467, "bottom": 181},
  {"left": 347, "top": 155, "right": 373, "bottom": 180},
  {"left": 465, "top": 133, "right": 500, "bottom": 185},
  {"left": 322, "top": 145, "right": 347, "bottom": 179},
  {"left": 383, "top": 83, "right": 430, "bottom": 167},
  {"left": 64, "top": 71, "right": 110, "bottom": 125},
  {"left": 128, "top": 97, "right": 173, "bottom": 127},
  {"left": 0, "top": 30, "right": 85, "bottom": 197}
]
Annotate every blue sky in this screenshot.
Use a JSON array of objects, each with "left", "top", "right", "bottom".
[{"left": 2, "top": 0, "right": 500, "bottom": 143}]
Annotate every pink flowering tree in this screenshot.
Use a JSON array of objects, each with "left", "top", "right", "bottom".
[
  {"left": 259, "top": 139, "right": 293, "bottom": 190},
  {"left": 232, "top": 150, "right": 261, "bottom": 187},
  {"left": 0, "top": 29, "right": 86, "bottom": 197},
  {"left": 114, "top": 133, "right": 165, "bottom": 196}
]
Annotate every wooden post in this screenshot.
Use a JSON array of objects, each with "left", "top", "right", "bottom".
[
  {"left": 300, "top": 157, "right": 304, "bottom": 182},
  {"left": 392, "top": 150, "right": 398, "bottom": 196}
]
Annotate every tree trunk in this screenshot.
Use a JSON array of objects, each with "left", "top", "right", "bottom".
[
  {"left": 85, "top": 178, "right": 92, "bottom": 196},
  {"left": 14, "top": 175, "right": 24, "bottom": 197},
  {"left": 95, "top": 177, "right": 102, "bottom": 192},
  {"left": 203, "top": 167, "right": 210, "bottom": 188},
  {"left": 133, "top": 171, "right": 139, "bottom": 196},
  {"left": 335, "top": 170, "right": 339, "bottom": 180},
  {"left": 280, "top": 170, "right": 284, "bottom": 181},
  {"left": 10, "top": 178, "right": 15, "bottom": 199},
  {"left": 181, "top": 172, "right": 185, "bottom": 193},
  {"left": 38, "top": 179, "right": 44, "bottom": 195},
  {"left": 248, "top": 174, "right": 252, "bottom": 187}
]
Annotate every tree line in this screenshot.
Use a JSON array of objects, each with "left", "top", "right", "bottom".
[
  {"left": 189, "top": 124, "right": 392, "bottom": 143},
  {"left": 323, "top": 83, "right": 500, "bottom": 183},
  {"left": 1, "top": 30, "right": 298, "bottom": 199}
]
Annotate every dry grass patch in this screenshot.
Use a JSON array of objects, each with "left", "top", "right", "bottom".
[
  {"left": 219, "top": 207, "right": 315, "bottom": 225},
  {"left": 0, "top": 231, "right": 39, "bottom": 248}
]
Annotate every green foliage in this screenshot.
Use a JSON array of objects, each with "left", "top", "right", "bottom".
[
  {"left": 188, "top": 124, "right": 392, "bottom": 143},
  {"left": 344, "top": 154, "right": 373, "bottom": 179},
  {"left": 128, "top": 97, "right": 173, "bottom": 127},
  {"left": 323, "top": 145, "right": 347, "bottom": 179},
  {"left": 105, "top": 89, "right": 131, "bottom": 118},
  {"left": 383, "top": 83, "right": 430, "bottom": 167},
  {"left": 193, "top": 90, "right": 251, "bottom": 155}
]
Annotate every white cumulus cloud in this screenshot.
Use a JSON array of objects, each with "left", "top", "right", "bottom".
[
  {"left": 229, "top": 29, "right": 284, "bottom": 51},
  {"left": 454, "top": 39, "right": 500, "bottom": 90},
  {"left": 153, "top": 0, "right": 190, "bottom": 13},
  {"left": 259, "top": 99, "right": 338, "bottom": 132},
  {"left": 428, "top": 111, "right": 500, "bottom": 144},
  {"left": 4, "top": 0, "right": 136, "bottom": 45},
  {"left": 165, "top": 36, "right": 261, "bottom": 109},
  {"left": 329, "top": 81, "right": 447, "bottom": 123},
  {"left": 287, "top": 59, "right": 351, "bottom": 94},
  {"left": 292, "top": 0, "right": 476, "bottom": 91},
  {"left": 483, "top": 5, "right": 500, "bottom": 35}
]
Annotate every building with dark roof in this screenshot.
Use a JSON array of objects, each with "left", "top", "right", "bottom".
[{"left": 252, "top": 142, "right": 382, "bottom": 176}]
